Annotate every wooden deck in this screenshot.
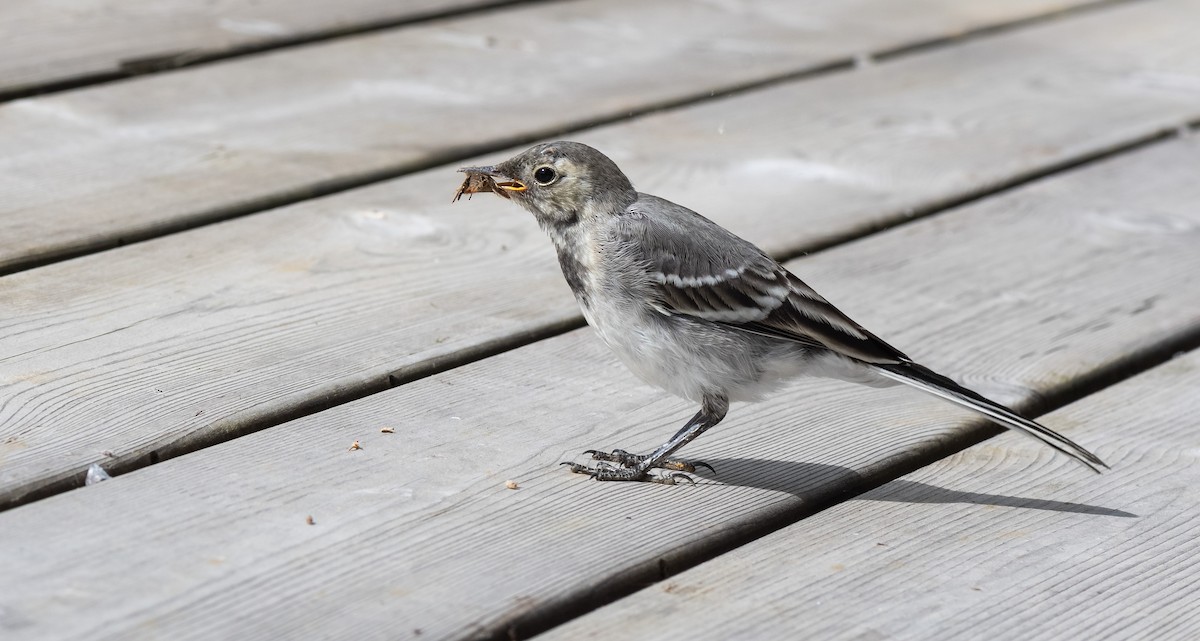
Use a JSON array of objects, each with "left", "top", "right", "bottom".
[{"left": 1, "top": 1, "right": 1198, "bottom": 639}]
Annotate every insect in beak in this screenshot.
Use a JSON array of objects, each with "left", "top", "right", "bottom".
[{"left": 452, "top": 166, "right": 527, "bottom": 202}]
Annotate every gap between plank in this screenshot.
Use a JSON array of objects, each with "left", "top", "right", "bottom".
[
  {"left": 0, "top": 0, "right": 566, "bottom": 104},
  {"left": 5, "top": 121, "right": 1195, "bottom": 516},
  {"left": 0, "top": 316, "right": 582, "bottom": 511},
  {"left": 0, "top": 0, "right": 1146, "bottom": 278}
]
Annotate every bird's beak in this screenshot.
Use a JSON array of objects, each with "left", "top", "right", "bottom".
[{"left": 458, "top": 165, "right": 526, "bottom": 193}]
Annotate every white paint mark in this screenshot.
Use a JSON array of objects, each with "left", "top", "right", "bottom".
[
  {"left": 735, "top": 157, "right": 876, "bottom": 186},
  {"left": 347, "top": 80, "right": 480, "bottom": 105},
  {"left": 1122, "top": 70, "right": 1200, "bottom": 94},
  {"left": 1086, "top": 210, "right": 1198, "bottom": 235},
  {"left": 218, "top": 18, "right": 290, "bottom": 36},
  {"left": 349, "top": 210, "right": 444, "bottom": 240}
]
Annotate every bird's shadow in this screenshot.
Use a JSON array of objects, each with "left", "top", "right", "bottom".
[{"left": 699, "top": 457, "right": 1136, "bottom": 518}]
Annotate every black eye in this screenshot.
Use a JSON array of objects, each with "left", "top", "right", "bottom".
[{"left": 533, "top": 166, "right": 558, "bottom": 185}]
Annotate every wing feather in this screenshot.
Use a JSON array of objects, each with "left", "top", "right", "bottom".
[{"left": 615, "top": 196, "right": 909, "bottom": 364}]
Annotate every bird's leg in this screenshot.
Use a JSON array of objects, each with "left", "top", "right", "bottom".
[{"left": 563, "top": 395, "right": 728, "bottom": 484}]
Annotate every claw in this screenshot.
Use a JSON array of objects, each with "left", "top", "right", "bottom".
[
  {"left": 560, "top": 462, "right": 595, "bottom": 476},
  {"left": 658, "top": 459, "right": 716, "bottom": 474},
  {"left": 650, "top": 472, "right": 697, "bottom": 486}
]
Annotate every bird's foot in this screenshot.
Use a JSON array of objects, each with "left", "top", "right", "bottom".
[
  {"left": 560, "top": 449, "right": 714, "bottom": 484},
  {"left": 583, "top": 449, "right": 714, "bottom": 474},
  {"left": 560, "top": 461, "right": 696, "bottom": 485}
]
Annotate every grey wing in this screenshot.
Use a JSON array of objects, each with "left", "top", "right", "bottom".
[{"left": 616, "top": 195, "right": 909, "bottom": 365}]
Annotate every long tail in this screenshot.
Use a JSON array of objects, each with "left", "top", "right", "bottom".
[{"left": 873, "top": 361, "right": 1108, "bottom": 473}]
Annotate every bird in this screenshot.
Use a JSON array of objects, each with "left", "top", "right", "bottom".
[{"left": 454, "top": 141, "right": 1107, "bottom": 484}]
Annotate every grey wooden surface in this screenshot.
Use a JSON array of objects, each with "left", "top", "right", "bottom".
[
  {"left": 5, "top": 1, "right": 1200, "bottom": 639},
  {"left": 0, "top": 0, "right": 1111, "bottom": 273},
  {"left": 4, "top": 0, "right": 1199, "bottom": 508},
  {"left": 1, "top": 136, "right": 1196, "bottom": 641},
  {"left": 541, "top": 354, "right": 1200, "bottom": 641},
  {"left": 0, "top": 0, "right": 509, "bottom": 95}
]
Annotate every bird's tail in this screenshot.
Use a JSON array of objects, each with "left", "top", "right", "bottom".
[{"left": 872, "top": 361, "right": 1108, "bottom": 473}]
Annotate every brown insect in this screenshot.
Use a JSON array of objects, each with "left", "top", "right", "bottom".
[{"left": 451, "top": 167, "right": 526, "bottom": 202}]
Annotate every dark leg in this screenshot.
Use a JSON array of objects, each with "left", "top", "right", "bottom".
[{"left": 562, "top": 394, "right": 729, "bottom": 484}]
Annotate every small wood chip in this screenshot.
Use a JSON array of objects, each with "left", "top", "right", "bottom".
[
  {"left": 380, "top": 427, "right": 395, "bottom": 434},
  {"left": 348, "top": 440, "right": 362, "bottom": 451},
  {"left": 505, "top": 480, "right": 519, "bottom": 490},
  {"left": 306, "top": 515, "right": 315, "bottom": 525}
]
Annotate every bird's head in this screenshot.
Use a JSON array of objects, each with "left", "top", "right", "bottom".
[{"left": 457, "top": 141, "right": 637, "bottom": 229}]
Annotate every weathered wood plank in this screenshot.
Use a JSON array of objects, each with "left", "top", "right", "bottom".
[
  {"left": 0, "top": 0, "right": 514, "bottom": 96},
  {"left": 4, "top": 0, "right": 1200, "bottom": 508},
  {"left": 0, "top": 0, "right": 1114, "bottom": 272},
  {"left": 0, "top": 137, "right": 1197, "bottom": 641},
  {"left": 541, "top": 356, "right": 1200, "bottom": 641}
]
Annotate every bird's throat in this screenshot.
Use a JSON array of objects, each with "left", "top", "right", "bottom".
[{"left": 545, "top": 224, "right": 595, "bottom": 309}]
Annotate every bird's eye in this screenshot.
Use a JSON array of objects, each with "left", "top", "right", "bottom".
[{"left": 533, "top": 166, "right": 558, "bottom": 185}]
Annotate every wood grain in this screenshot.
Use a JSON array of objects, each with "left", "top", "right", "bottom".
[
  {"left": 540, "top": 353, "right": 1200, "bottom": 641},
  {"left": 4, "top": 0, "right": 1200, "bottom": 507},
  {"left": 0, "top": 0, "right": 515, "bottom": 95},
  {"left": 0, "top": 0, "right": 1113, "bottom": 272},
  {"left": 0, "top": 137, "right": 1197, "bottom": 641}
]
